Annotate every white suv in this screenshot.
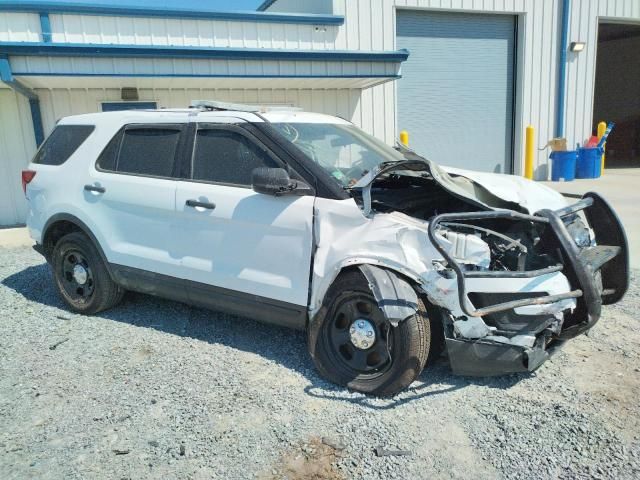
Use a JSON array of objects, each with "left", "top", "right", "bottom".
[{"left": 24, "top": 101, "right": 628, "bottom": 396}]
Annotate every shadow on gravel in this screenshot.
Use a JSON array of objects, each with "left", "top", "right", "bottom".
[{"left": 3, "top": 263, "right": 529, "bottom": 406}]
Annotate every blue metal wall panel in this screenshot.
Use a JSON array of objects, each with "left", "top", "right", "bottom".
[{"left": 396, "top": 10, "right": 516, "bottom": 173}]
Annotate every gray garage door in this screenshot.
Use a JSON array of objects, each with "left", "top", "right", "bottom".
[{"left": 396, "top": 10, "right": 516, "bottom": 173}]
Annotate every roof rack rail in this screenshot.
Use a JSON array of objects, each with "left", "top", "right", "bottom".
[
  {"left": 190, "top": 100, "right": 259, "bottom": 112},
  {"left": 189, "top": 100, "right": 302, "bottom": 113}
]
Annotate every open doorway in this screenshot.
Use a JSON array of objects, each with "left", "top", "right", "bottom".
[{"left": 593, "top": 22, "right": 640, "bottom": 168}]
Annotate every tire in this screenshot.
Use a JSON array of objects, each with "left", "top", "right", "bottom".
[
  {"left": 308, "top": 270, "right": 430, "bottom": 397},
  {"left": 51, "top": 231, "right": 124, "bottom": 314}
]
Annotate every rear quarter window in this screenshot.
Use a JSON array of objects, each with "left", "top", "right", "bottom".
[
  {"left": 96, "top": 125, "right": 183, "bottom": 178},
  {"left": 32, "top": 125, "right": 95, "bottom": 166}
]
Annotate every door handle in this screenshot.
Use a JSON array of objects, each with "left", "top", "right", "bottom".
[
  {"left": 84, "top": 184, "right": 105, "bottom": 193},
  {"left": 186, "top": 199, "right": 216, "bottom": 210}
]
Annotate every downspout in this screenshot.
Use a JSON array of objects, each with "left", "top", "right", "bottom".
[
  {"left": 555, "top": 0, "right": 571, "bottom": 138},
  {"left": 0, "top": 55, "right": 45, "bottom": 146}
]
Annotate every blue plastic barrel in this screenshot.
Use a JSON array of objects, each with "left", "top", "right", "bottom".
[
  {"left": 550, "top": 150, "right": 577, "bottom": 181},
  {"left": 576, "top": 147, "right": 602, "bottom": 179}
]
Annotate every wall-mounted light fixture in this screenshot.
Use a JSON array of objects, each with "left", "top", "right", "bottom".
[{"left": 569, "top": 41, "right": 586, "bottom": 52}]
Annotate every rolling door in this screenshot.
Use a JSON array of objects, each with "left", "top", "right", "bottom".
[{"left": 396, "top": 10, "right": 516, "bottom": 173}]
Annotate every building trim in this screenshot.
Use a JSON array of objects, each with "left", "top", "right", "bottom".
[
  {"left": 0, "top": 55, "right": 44, "bottom": 145},
  {"left": 0, "top": 42, "right": 410, "bottom": 63},
  {"left": 12, "top": 72, "right": 401, "bottom": 80},
  {"left": 39, "top": 12, "right": 52, "bottom": 43},
  {"left": 0, "top": 1, "right": 344, "bottom": 26}
]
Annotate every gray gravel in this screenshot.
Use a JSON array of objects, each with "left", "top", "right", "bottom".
[{"left": 1, "top": 245, "right": 639, "bottom": 479}]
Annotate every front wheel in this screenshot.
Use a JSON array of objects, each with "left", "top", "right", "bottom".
[{"left": 308, "top": 271, "right": 431, "bottom": 396}]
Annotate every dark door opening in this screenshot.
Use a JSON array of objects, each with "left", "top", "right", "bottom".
[{"left": 593, "top": 22, "right": 640, "bottom": 168}]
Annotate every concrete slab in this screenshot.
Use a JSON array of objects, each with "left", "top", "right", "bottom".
[
  {"left": 542, "top": 168, "right": 640, "bottom": 269},
  {"left": 0, "top": 227, "right": 34, "bottom": 248}
]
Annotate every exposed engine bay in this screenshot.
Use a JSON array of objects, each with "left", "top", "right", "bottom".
[{"left": 345, "top": 157, "right": 629, "bottom": 376}]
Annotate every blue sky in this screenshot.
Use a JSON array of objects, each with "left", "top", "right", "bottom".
[{"left": 30, "top": 0, "right": 264, "bottom": 11}]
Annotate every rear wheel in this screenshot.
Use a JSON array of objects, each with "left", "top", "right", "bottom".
[
  {"left": 308, "top": 270, "right": 430, "bottom": 396},
  {"left": 51, "top": 232, "right": 124, "bottom": 314}
]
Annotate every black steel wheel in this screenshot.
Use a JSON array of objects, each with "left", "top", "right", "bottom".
[
  {"left": 326, "top": 292, "right": 394, "bottom": 377},
  {"left": 59, "top": 249, "right": 95, "bottom": 302},
  {"left": 52, "top": 231, "right": 124, "bottom": 314},
  {"left": 308, "top": 270, "right": 431, "bottom": 397}
]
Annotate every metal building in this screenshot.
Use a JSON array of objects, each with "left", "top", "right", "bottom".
[{"left": 1, "top": 0, "right": 639, "bottom": 226}]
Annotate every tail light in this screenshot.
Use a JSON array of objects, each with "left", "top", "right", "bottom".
[{"left": 21, "top": 170, "right": 36, "bottom": 194}]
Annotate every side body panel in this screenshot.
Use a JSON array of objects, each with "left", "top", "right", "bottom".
[{"left": 174, "top": 182, "right": 315, "bottom": 307}]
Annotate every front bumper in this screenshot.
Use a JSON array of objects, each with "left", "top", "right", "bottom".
[{"left": 429, "top": 192, "right": 629, "bottom": 376}]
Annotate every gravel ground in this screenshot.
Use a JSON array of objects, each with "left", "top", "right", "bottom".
[{"left": 1, "top": 245, "right": 639, "bottom": 479}]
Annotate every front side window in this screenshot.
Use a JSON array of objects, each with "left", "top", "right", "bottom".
[
  {"left": 192, "top": 127, "right": 279, "bottom": 186},
  {"left": 271, "top": 122, "right": 405, "bottom": 187},
  {"left": 33, "top": 125, "right": 94, "bottom": 166},
  {"left": 97, "top": 125, "right": 183, "bottom": 178}
]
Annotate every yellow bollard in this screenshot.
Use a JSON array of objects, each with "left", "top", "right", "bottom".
[
  {"left": 399, "top": 130, "right": 409, "bottom": 147},
  {"left": 524, "top": 125, "right": 534, "bottom": 180},
  {"left": 597, "top": 121, "right": 607, "bottom": 174}
]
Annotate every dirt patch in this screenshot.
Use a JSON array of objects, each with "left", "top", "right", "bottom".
[{"left": 263, "top": 437, "right": 344, "bottom": 480}]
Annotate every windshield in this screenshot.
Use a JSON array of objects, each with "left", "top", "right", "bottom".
[{"left": 271, "top": 122, "right": 405, "bottom": 187}]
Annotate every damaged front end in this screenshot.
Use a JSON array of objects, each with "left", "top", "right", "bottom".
[
  {"left": 347, "top": 158, "right": 629, "bottom": 377},
  {"left": 428, "top": 193, "right": 629, "bottom": 376}
]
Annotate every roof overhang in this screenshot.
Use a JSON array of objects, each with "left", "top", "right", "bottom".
[
  {"left": 0, "top": 42, "right": 409, "bottom": 63},
  {"left": 0, "top": 42, "right": 407, "bottom": 90},
  {"left": 5, "top": 75, "right": 399, "bottom": 90}
]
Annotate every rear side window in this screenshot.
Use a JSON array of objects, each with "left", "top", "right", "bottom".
[
  {"left": 97, "top": 125, "right": 183, "bottom": 178},
  {"left": 33, "top": 125, "right": 94, "bottom": 166},
  {"left": 192, "top": 128, "right": 278, "bottom": 186}
]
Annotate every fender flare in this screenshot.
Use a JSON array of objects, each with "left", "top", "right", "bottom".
[
  {"left": 42, "top": 213, "right": 113, "bottom": 277},
  {"left": 357, "top": 264, "right": 419, "bottom": 326}
]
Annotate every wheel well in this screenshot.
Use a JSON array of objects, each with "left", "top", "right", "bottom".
[
  {"left": 333, "top": 264, "right": 445, "bottom": 355},
  {"left": 42, "top": 220, "right": 83, "bottom": 259}
]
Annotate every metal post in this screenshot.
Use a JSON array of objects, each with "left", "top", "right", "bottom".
[
  {"left": 525, "top": 125, "right": 535, "bottom": 179},
  {"left": 555, "top": 0, "right": 571, "bottom": 138},
  {"left": 399, "top": 130, "right": 409, "bottom": 147},
  {"left": 597, "top": 121, "right": 606, "bottom": 174}
]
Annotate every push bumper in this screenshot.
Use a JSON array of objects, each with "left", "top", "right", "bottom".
[{"left": 429, "top": 192, "right": 629, "bottom": 376}]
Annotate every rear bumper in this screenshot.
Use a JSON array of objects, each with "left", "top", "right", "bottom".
[{"left": 431, "top": 192, "right": 629, "bottom": 376}]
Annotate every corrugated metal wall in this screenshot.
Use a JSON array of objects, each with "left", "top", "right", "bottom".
[
  {"left": 48, "top": 13, "right": 338, "bottom": 50},
  {"left": 333, "top": 0, "right": 640, "bottom": 177},
  {"left": 0, "top": 89, "right": 36, "bottom": 226},
  {"left": 564, "top": 0, "right": 640, "bottom": 149},
  {"left": 0, "top": 12, "right": 40, "bottom": 41}
]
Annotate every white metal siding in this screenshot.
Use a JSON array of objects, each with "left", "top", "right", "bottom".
[
  {"left": 0, "top": 89, "right": 36, "bottom": 226},
  {"left": 333, "top": 0, "right": 640, "bottom": 178},
  {"left": 564, "top": 0, "right": 640, "bottom": 150},
  {"left": 0, "top": 12, "right": 41, "bottom": 42},
  {"left": 48, "top": 14, "right": 339, "bottom": 50}
]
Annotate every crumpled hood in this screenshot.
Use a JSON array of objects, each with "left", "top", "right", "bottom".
[{"left": 442, "top": 166, "right": 568, "bottom": 213}]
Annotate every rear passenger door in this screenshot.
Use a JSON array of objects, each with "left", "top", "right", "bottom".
[
  {"left": 174, "top": 122, "right": 315, "bottom": 309},
  {"left": 87, "top": 123, "right": 187, "bottom": 278}
]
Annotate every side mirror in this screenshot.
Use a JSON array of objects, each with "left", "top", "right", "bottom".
[{"left": 251, "top": 167, "right": 313, "bottom": 196}]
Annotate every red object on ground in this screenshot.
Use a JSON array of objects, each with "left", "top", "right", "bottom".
[{"left": 585, "top": 135, "right": 599, "bottom": 147}]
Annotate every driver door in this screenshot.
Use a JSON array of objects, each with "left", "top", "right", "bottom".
[{"left": 173, "top": 123, "right": 315, "bottom": 319}]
